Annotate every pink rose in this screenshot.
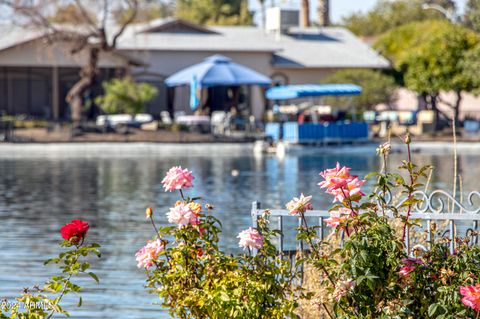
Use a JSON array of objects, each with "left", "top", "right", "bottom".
[
  {"left": 135, "top": 239, "right": 165, "bottom": 269},
  {"left": 332, "top": 279, "right": 355, "bottom": 301},
  {"left": 161, "top": 166, "right": 194, "bottom": 192},
  {"left": 237, "top": 227, "right": 264, "bottom": 250},
  {"left": 166, "top": 203, "right": 199, "bottom": 228},
  {"left": 318, "top": 163, "right": 365, "bottom": 203},
  {"left": 325, "top": 207, "right": 353, "bottom": 230},
  {"left": 318, "top": 162, "right": 351, "bottom": 189},
  {"left": 285, "top": 193, "right": 313, "bottom": 215},
  {"left": 460, "top": 284, "right": 480, "bottom": 312},
  {"left": 398, "top": 258, "right": 423, "bottom": 277},
  {"left": 329, "top": 177, "right": 366, "bottom": 203}
]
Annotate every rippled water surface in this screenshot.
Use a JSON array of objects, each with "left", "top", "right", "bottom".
[{"left": 0, "top": 143, "right": 478, "bottom": 318}]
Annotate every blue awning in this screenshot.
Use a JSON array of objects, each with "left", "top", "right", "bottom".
[
  {"left": 266, "top": 84, "right": 362, "bottom": 100},
  {"left": 165, "top": 55, "right": 271, "bottom": 87}
]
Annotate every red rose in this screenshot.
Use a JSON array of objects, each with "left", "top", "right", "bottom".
[{"left": 60, "top": 220, "right": 89, "bottom": 244}]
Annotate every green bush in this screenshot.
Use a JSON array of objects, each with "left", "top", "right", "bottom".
[
  {"left": 294, "top": 139, "right": 480, "bottom": 318},
  {"left": 95, "top": 77, "right": 157, "bottom": 115},
  {"left": 137, "top": 167, "right": 300, "bottom": 319}
]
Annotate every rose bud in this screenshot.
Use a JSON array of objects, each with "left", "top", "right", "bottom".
[{"left": 146, "top": 207, "right": 153, "bottom": 219}]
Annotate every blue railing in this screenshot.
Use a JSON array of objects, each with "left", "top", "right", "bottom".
[{"left": 265, "top": 122, "right": 369, "bottom": 143}]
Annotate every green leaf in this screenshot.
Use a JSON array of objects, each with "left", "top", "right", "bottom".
[
  {"left": 87, "top": 272, "right": 99, "bottom": 284},
  {"left": 44, "top": 258, "right": 61, "bottom": 265},
  {"left": 428, "top": 303, "right": 447, "bottom": 317},
  {"left": 77, "top": 297, "right": 82, "bottom": 307},
  {"left": 365, "top": 172, "right": 379, "bottom": 180}
]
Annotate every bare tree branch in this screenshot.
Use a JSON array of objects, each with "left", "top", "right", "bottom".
[
  {"left": 5, "top": 0, "right": 56, "bottom": 31},
  {"left": 73, "top": 0, "right": 100, "bottom": 33},
  {"left": 101, "top": 0, "right": 108, "bottom": 31},
  {"left": 110, "top": 0, "right": 138, "bottom": 49},
  {"left": 1, "top": 0, "right": 143, "bottom": 126},
  {"left": 437, "top": 96, "right": 456, "bottom": 109}
]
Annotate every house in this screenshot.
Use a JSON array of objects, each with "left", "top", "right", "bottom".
[
  {"left": 0, "top": 9, "right": 389, "bottom": 121},
  {"left": 0, "top": 24, "right": 142, "bottom": 120}
]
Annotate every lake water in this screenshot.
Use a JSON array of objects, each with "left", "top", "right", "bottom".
[{"left": 0, "top": 143, "right": 478, "bottom": 318}]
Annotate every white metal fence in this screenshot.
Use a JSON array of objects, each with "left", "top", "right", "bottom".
[{"left": 251, "top": 189, "right": 480, "bottom": 256}]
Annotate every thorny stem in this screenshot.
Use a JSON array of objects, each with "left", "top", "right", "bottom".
[
  {"left": 149, "top": 215, "right": 161, "bottom": 240},
  {"left": 340, "top": 188, "right": 357, "bottom": 216},
  {"left": 299, "top": 213, "right": 335, "bottom": 287},
  {"left": 340, "top": 187, "right": 358, "bottom": 235},
  {"left": 380, "top": 152, "right": 388, "bottom": 216},
  {"left": 46, "top": 243, "right": 82, "bottom": 319},
  {"left": 149, "top": 215, "right": 171, "bottom": 264},
  {"left": 402, "top": 139, "right": 414, "bottom": 243},
  {"left": 322, "top": 303, "right": 335, "bottom": 319}
]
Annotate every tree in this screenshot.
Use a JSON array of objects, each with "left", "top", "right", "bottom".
[
  {"left": 114, "top": 0, "right": 173, "bottom": 24},
  {"left": 300, "top": 0, "right": 310, "bottom": 27},
  {"left": 320, "top": 70, "right": 398, "bottom": 111},
  {"left": 463, "top": 0, "right": 480, "bottom": 32},
  {"left": 47, "top": 3, "right": 97, "bottom": 24},
  {"left": 1, "top": 0, "right": 140, "bottom": 128},
  {"left": 375, "top": 20, "right": 479, "bottom": 126},
  {"left": 342, "top": 0, "right": 452, "bottom": 37},
  {"left": 175, "top": 0, "right": 252, "bottom": 26},
  {"left": 95, "top": 77, "right": 158, "bottom": 115}
]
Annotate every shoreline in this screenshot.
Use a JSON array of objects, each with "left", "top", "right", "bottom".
[
  {"left": 283, "top": 141, "right": 480, "bottom": 155},
  {"left": 0, "top": 140, "right": 480, "bottom": 158},
  {"left": 0, "top": 142, "right": 256, "bottom": 158},
  {"left": 7, "top": 127, "right": 254, "bottom": 144}
]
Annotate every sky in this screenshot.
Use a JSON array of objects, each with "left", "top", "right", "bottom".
[{"left": 248, "top": 0, "right": 468, "bottom": 24}]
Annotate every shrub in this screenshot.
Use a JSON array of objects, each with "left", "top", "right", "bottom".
[
  {"left": 137, "top": 167, "right": 300, "bottom": 319},
  {"left": 293, "top": 138, "right": 480, "bottom": 318},
  {"left": 95, "top": 77, "right": 157, "bottom": 115},
  {"left": 139, "top": 137, "right": 480, "bottom": 318}
]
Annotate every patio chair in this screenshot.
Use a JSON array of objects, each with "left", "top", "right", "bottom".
[
  {"left": 211, "top": 111, "right": 226, "bottom": 135},
  {"left": 160, "top": 111, "right": 172, "bottom": 125},
  {"left": 134, "top": 114, "right": 153, "bottom": 124},
  {"left": 174, "top": 111, "right": 186, "bottom": 122}
]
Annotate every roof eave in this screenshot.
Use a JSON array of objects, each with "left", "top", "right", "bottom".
[
  {"left": 273, "top": 63, "right": 391, "bottom": 69},
  {"left": 118, "top": 47, "right": 278, "bottom": 54}
]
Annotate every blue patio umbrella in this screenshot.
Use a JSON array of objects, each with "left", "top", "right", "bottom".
[
  {"left": 189, "top": 75, "right": 199, "bottom": 110},
  {"left": 165, "top": 55, "right": 271, "bottom": 88}
]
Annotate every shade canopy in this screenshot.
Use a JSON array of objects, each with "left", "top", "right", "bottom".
[
  {"left": 165, "top": 55, "right": 271, "bottom": 88},
  {"left": 266, "top": 84, "right": 362, "bottom": 100}
]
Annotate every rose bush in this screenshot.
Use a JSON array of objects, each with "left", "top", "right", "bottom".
[
  {"left": 137, "top": 166, "right": 300, "bottom": 319},
  {"left": 139, "top": 139, "right": 480, "bottom": 318},
  {"left": 295, "top": 136, "right": 480, "bottom": 318},
  {"left": 0, "top": 220, "right": 100, "bottom": 319}
]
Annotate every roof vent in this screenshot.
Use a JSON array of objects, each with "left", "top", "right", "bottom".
[{"left": 265, "top": 7, "right": 299, "bottom": 34}]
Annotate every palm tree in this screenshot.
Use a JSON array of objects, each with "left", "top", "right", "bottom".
[{"left": 300, "top": 0, "right": 310, "bottom": 27}]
